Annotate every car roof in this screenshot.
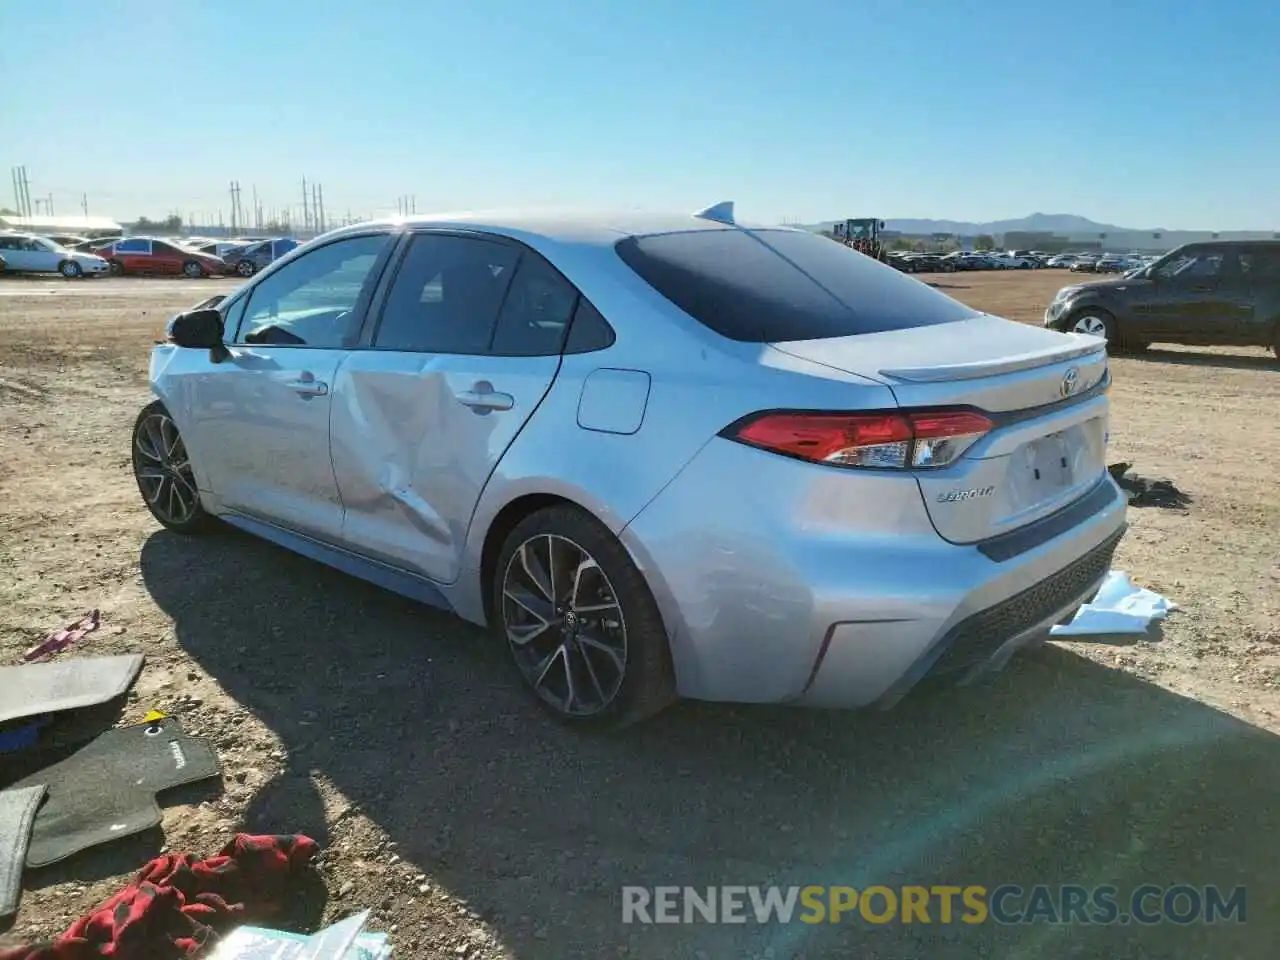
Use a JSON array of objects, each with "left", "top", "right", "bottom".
[{"left": 327, "top": 210, "right": 776, "bottom": 248}]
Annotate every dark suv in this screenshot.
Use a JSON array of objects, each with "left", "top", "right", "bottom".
[{"left": 1043, "top": 240, "right": 1280, "bottom": 358}]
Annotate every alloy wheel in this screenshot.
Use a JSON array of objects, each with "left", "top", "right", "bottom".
[
  {"left": 237, "top": 260, "right": 255, "bottom": 277},
  {"left": 183, "top": 261, "right": 203, "bottom": 278},
  {"left": 1071, "top": 315, "right": 1109, "bottom": 339},
  {"left": 501, "top": 534, "right": 628, "bottom": 717},
  {"left": 134, "top": 412, "right": 200, "bottom": 525}
]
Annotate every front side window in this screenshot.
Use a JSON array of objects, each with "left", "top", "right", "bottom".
[
  {"left": 1154, "top": 248, "right": 1224, "bottom": 281},
  {"left": 236, "top": 233, "right": 388, "bottom": 348},
  {"left": 372, "top": 234, "right": 519, "bottom": 353}
]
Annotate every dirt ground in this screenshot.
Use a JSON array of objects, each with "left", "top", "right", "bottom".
[{"left": 1, "top": 270, "right": 1277, "bottom": 959}]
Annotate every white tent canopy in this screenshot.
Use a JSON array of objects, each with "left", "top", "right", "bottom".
[{"left": 0, "top": 214, "right": 123, "bottom": 237}]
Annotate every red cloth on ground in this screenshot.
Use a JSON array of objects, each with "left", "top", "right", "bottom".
[{"left": 0, "top": 833, "right": 318, "bottom": 960}]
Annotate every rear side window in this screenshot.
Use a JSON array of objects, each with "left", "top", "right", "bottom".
[
  {"left": 1242, "top": 247, "right": 1280, "bottom": 279},
  {"left": 564, "top": 299, "right": 615, "bottom": 354},
  {"left": 489, "top": 254, "right": 579, "bottom": 356},
  {"left": 116, "top": 238, "right": 150, "bottom": 254},
  {"left": 615, "top": 228, "right": 977, "bottom": 342},
  {"left": 373, "top": 234, "right": 519, "bottom": 354}
]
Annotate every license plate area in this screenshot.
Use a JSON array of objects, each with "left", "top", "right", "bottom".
[{"left": 1023, "top": 430, "right": 1076, "bottom": 491}]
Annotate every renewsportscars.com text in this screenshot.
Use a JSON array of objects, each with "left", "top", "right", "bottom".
[{"left": 621, "top": 884, "right": 1246, "bottom": 926}]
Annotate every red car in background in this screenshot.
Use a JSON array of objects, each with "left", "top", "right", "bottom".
[{"left": 99, "top": 237, "right": 227, "bottom": 278}]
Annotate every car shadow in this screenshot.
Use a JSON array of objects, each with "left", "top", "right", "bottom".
[
  {"left": 140, "top": 528, "right": 1279, "bottom": 959},
  {"left": 1123, "top": 348, "right": 1276, "bottom": 371}
]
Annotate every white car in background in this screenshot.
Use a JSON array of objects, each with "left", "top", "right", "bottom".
[{"left": 0, "top": 233, "right": 111, "bottom": 278}]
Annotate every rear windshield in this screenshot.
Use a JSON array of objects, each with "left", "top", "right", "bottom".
[{"left": 615, "top": 228, "right": 978, "bottom": 342}]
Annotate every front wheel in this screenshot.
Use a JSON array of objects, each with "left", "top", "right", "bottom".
[
  {"left": 59, "top": 260, "right": 83, "bottom": 279},
  {"left": 1068, "top": 309, "right": 1115, "bottom": 342},
  {"left": 236, "top": 259, "right": 256, "bottom": 278},
  {"left": 493, "top": 505, "right": 675, "bottom": 728},
  {"left": 132, "top": 401, "right": 211, "bottom": 534}
]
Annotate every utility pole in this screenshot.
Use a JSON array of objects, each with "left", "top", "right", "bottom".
[
  {"left": 311, "top": 183, "right": 320, "bottom": 234},
  {"left": 82, "top": 193, "right": 89, "bottom": 216},
  {"left": 301, "top": 177, "right": 310, "bottom": 234},
  {"left": 16, "top": 166, "right": 33, "bottom": 218},
  {"left": 317, "top": 184, "right": 325, "bottom": 233},
  {"left": 252, "top": 185, "right": 260, "bottom": 231}
]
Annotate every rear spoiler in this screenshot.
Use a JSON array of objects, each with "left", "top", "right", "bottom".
[{"left": 879, "top": 335, "right": 1106, "bottom": 383}]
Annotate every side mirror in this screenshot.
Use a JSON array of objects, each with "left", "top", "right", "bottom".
[{"left": 168, "top": 308, "right": 224, "bottom": 349}]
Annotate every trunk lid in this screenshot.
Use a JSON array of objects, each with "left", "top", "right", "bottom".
[{"left": 771, "top": 315, "right": 1111, "bottom": 544}]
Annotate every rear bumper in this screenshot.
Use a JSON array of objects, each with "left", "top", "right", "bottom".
[{"left": 621, "top": 439, "right": 1128, "bottom": 709}]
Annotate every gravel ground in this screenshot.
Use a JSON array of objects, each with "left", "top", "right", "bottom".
[{"left": 1, "top": 271, "right": 1277, "bottom": 958}]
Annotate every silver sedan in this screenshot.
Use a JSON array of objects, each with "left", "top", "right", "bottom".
[{"left": 132, "top": 206, "right": 1126, "bottom": 727}]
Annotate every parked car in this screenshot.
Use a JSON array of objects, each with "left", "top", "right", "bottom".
[
  {"left": 0, "top": 233, "right": 111, "bottom": 278},
  {"left": 99, "top": 237, "right": 227, "bottom": 277},
  {"left": 193, "top": 241, "right": 253, "bottom": 260},
  {"left": 224, "top": 237, "right": 301, "bottom": 277},
  {"left": 1069, "top": 258, "right": 1100, "bottom": 273},
  {"left": 0, "top": 253, "right": 6, "bottom": 273},
  {"left": 133, "top": 208, "right": 1126, "bottom": 727},
  {"left": 73, "top": 237, "right": 122, "bottom": 254},
  {"left": 1044, "top": 240, "right": 1280, "bottom": 357},
  {"left": 44, "top": 234, "right": 90, "bottom": 249}
]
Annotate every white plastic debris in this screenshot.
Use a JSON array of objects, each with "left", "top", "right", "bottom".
[{"left": 1050, "top": 571, "right": 1176, "bottom": 637}]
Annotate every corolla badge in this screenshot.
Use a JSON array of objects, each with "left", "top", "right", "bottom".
[
  {"left": 936, "top": 486, "right": 995, "bottom": 504},
  {"left": 1060, "top": 366, "right": 1080, "bottom": 398}
]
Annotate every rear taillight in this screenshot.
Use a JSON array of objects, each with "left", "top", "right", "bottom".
[{"left": 724, "top": 409, "right": 993, "bottom": 470}]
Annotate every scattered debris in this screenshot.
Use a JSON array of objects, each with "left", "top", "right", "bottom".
[
  {"left": 20, "top": 610, "right": 101, "bottom": 663},
  {"left": 11, "top": 718, "right": 221, "bottom": 867},
  {"left": 0, "top": 834, "right": 318, "bottom": 960},
  {"left": 0, "top": 654, "right": 144, "bottom": 726},
  {"left": 1108, "top": 462, "right": 1191, "bottom": 509},
  {"left": 208, "top": 908, "right": 392, "bottom": 959},
  {"left": 1051, "top": 571, "right": 1177, "bottom": 638},
  {"left": 0, "top": 786, "right": 47, "bottom": 920}
]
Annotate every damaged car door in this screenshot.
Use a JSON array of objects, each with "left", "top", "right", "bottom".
[
  {"left": 174, "top": 231, "right": 393, "bottom": 541},
  {"left": 331, "top": 231, "right": 574, "bottom": 583}
]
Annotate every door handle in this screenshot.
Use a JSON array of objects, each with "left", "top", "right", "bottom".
[
  {"left": 287, "top": 374, "right": 328, "bottom": 397},
  {"left": 455, "top": 382, "right": 514, "bottom": 413}
]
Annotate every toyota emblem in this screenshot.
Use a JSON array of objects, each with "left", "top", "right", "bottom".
[{"left": 1060, "top": 367, "right": 1080, "bottom": 398}]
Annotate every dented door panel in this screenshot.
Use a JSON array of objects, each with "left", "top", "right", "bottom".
[{"left": 330, "top": 351, "right": 559, "bottom": 583}]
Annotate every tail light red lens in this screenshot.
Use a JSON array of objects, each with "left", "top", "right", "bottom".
[{"left": 725, "top": 409, "right": 993, "bottom": 470}]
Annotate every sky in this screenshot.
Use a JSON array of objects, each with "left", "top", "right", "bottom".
[{"left": 2, "top": 0, "right": 1278, "bottom": 230}]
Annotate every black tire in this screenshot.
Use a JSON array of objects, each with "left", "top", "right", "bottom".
[
  {"left": 182, "top": 260, "right": 204, "bottom": 279},
  {"left": 59, "top": 260, "right": 83, "bottom": 279},
  {"left": 236, "top": 259, "right": 256, "bottom": 278},
  {"left": 131, "top": 400, "right": 212, "bottom": 534},
  {"left": 492, "top": 505, "right": 676, "bottom": 729},
  {"left": 1065, "top": 308, "right": 1116, "bottom": 343},
  {"left": 108, "top": 260, "right": 125, "bottom": 276}
]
